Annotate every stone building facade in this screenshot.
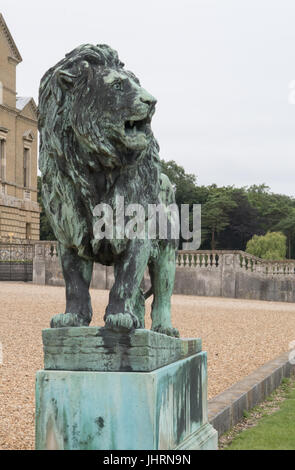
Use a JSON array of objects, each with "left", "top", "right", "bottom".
[{"left": 0, "top": 13, "right": 40, "bottom": 242}]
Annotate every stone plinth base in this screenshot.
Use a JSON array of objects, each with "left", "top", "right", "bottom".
[
  {"left": 36, "top": 353, "right": 217, "bottom": 450},
  {"left": 42, "top": 327, "right": 202, "bottom": 372},
  {"left": 35, "top": 328, "right": 217, "bottom": 450}
]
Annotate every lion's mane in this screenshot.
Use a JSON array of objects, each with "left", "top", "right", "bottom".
[{"left": 38, "top": 44, "right": 161, "bottom": 260}]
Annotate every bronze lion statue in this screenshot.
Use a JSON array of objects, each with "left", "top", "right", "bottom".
[{"left": 38, "top": 44, "right": 179, "bottom": 337}]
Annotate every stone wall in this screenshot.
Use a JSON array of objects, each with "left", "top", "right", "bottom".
[
  {"left": 174, "top": 251, "right": 295, "bottom": 302},
  {"left": 32, "top": 243, "right": 295, "bottom": 303}
]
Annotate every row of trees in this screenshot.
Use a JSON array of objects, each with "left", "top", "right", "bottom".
[
  {"left": 161, "top": 161, "right": 295, "bottom": 258},
  {"left": 38, "top": 162, "right": 295, "bottom": 258}
]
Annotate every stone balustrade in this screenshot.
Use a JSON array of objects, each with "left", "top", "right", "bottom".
[
  {"left": 177, "top": 250, "right": 295, "bottom": 277},
  {"left": 33, "top": 241, "right": 58, "bottom": 260},
  {"left": 32, "top": 243, "right": 295, "bottom": 277},
  {"left": 177, "top": 251, "right": 221, "bottom": 269},
  {"left": 30, "top": 244, "right": 295, "bottom": 302}
]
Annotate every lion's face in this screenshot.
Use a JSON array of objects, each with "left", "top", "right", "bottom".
[
  {"left": 66, "top": 65, "right": 157, "bottom": 165},
  {"left": 100, "top": 68, "right": 157, "bottom": 151},
  {"left": 39, "top": 44, "right": 159, "bottom": 170}
]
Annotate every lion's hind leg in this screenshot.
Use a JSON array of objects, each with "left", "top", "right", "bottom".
[{"left": 149, "top": 244, "right": 179, "bottom": 338}]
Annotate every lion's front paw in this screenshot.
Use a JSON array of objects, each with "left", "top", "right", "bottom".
[
  {"left": 152, "top": 325, "right": 180, "bottom": 338},
  {"left": 105, "top": 312, "right": 140, "bottom": 332},
  {"left": 50, "top": 313, "right": 90, "bottom": 328}
]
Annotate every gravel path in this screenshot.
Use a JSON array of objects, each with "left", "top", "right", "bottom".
[{"left": 1, "top": 282, "right": 295, "bottom": 450}]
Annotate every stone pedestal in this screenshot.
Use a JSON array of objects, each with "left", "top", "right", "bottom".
[{"left": 35, "top": 327, "right": 217, "bottom": 450}]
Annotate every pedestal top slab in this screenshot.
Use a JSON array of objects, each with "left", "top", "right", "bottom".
[{"left": 42, "top": 327, "right": 202, "bottom": 372}]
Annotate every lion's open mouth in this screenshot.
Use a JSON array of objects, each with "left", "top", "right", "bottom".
[{"left": 124, "top": 117, "right": 149, "bottom": 137}]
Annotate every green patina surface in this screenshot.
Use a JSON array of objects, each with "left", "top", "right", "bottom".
[
  {"left": 42, "top": 327, "right": 202, "bottom": 372},
  {"left": 38, "top": 43, "right": 179, "bottom": 337},
  {"left": 35, "top": 352, "right": 217, "bottom": 450}
]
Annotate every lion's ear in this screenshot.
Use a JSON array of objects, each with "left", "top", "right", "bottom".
[
  {"left": 58, "top": 70, "right": 75, "bottom": 87},
  {"left": 52, "top": 70, "right": 76, "bottom": 105}
]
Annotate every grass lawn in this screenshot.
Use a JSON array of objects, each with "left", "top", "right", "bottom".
[{"left": 225, "top": 378, "right": 295, "bottom": 450}]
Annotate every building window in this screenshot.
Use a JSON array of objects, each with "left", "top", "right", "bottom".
[
  {"left": 26, "top": 223, "right": 31, "bottom": 240},
  {"left": 23, "top": 147, "right": 30, "bottom": 187},
  {"left": 0, "top": 82, "right": 3, "bottom": 105},
  {"left": 0, "top": 139, "right": 5, "bottom": 180}
]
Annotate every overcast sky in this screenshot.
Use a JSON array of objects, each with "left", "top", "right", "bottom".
[{"left": 2, "top": 0, "right": 295, "bottom": 195}]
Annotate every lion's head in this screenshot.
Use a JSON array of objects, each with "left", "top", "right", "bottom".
[
  {"left": 38, "top": 44, "right": 161, "bottom": 254},
  {"left": 39, "top": 44, "right": 158, "bottom": 170}
]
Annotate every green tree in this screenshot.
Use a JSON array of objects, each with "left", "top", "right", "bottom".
[
  {"left": 160, "top": 159, "right": 201, "bottom": 206},
  {"left": 161, "top": 160, "right": 204, "bottom": 248},
  {"left": 247, "top": 184, "right": 295, "bottom": 232},
  {"left": 246, "top": 232, "right": 287, "bottom": 260},
  {"left": 218, "top": 187, "right": 263, "bottom": 250},
  {"left": 202, "top": 188, "right": 237, "bottom": 250},
  {"left": 274, "top": 208, "right": 295, "bottom": 258}
]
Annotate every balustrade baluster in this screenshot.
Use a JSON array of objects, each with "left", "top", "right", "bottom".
[
  {"left": 241, "top": 256, "right": 247, "bottom": 270},
  {"left": 52, "top": 244, "right": 58, "bottom": 258}
]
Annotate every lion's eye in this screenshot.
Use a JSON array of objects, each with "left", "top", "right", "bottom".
[{"left": 113, "top": 81, "right": 123, "bottom": 91}]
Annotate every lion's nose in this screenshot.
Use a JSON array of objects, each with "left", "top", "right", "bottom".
[{"left": 140, "top": 89, "right": 157, "bottom": 107}]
